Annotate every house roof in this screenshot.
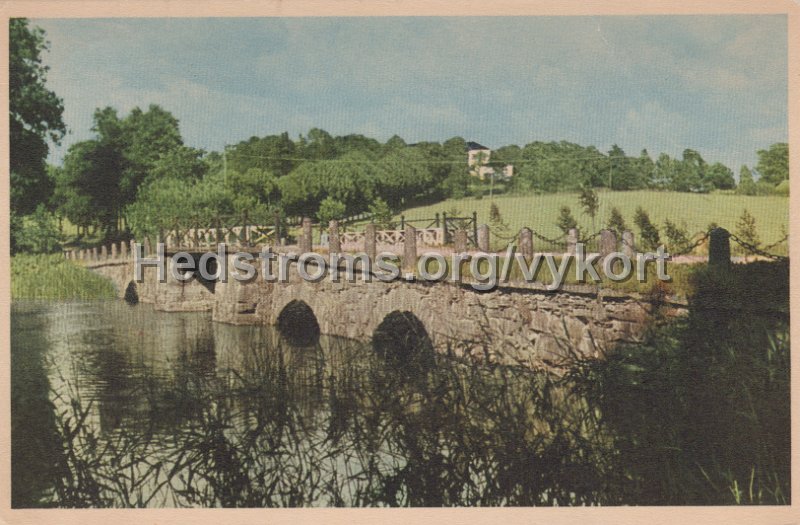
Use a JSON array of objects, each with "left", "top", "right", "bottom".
[{"left": 466, "top": 141, "right": 490, "bottom": 151}]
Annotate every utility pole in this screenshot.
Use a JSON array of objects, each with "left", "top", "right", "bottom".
[{"left": 223, "top": 145, "right": 227, "bottom": 185}]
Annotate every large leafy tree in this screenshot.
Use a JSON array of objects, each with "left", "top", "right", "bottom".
[
  {"left": 755, "top": 143, "right": 789, "bottom": 186},
  {"left": 56, "top": 140, "right": 123, "bottom": 235},
  {"left": 703, "top": 162, "right": 735, "bottom": 190},
  {"left": 10, "top": 18, "right": 66, "bottom": 216},
  {"left": 54, "top": 105, "right": 192, "bottom": 238}
]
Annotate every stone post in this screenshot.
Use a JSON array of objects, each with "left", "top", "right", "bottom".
[
  {"left": 100, "top": 245, "right": 108, "bottom": 260},
  {"left": 454, "top": 229, "right": 468, "bottom": 253},
  {"left": 519, "top": 227, "right": 533, "bottom": 260},
  {"left": 403, "top": 224, "right": 417, "bottom": 270},
  {"left": 328, "top": 220, "right": 341, "bottom": 255},
  {"left": 111, "top": 243, "right": 118, "bottom": 259},
  {"left": 364, "top": 223, "right": 377, "bottom": 261},
  {"left": 300, "top": 217, "right": 313, "bottom": 254},
  {"left": 477, "top": 224, "right": 490, "bottom": 252},
  {"left": 599, "top": 229, "right": 616, "bottom": 258},
  {"left": 622, "top": 230, "right": 635, "bottom": 259},
  {"left": 120, "top": 240, "right": 128, "bottom": 259},
  {"left": 91, "top": 247, "right": 98, "bottom": 261},
  {"left": 130, "top": 240, "right": 137, "bottom": 260},
  {"left": 567, "top": 228, "right": 578, "bottom": 254},
  {"left": 708, "top": 227, "right": 731, "bottom": 269},
  {"left": 143, "top": 237, "right": 152, "bottom": 257}
]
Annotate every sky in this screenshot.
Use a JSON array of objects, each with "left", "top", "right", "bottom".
[{"left": 34, "top": 16, "right": 788, "bottom": 173}]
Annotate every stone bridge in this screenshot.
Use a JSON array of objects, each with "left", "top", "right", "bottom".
[{"left": 80, "top": 246, "right": 685, "bottom": 369}]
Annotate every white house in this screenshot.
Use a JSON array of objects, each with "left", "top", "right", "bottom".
[{"left": 466, "top": 141, "right": 514, "bottom": 181}]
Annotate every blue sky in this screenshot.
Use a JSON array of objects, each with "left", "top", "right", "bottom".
[{"left": 34, "top": 16, "right": 787, "bottom": 173}]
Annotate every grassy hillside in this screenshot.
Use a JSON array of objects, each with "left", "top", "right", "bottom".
[{"left": 397, "top": 190, "right": 789, "bottom": 246}]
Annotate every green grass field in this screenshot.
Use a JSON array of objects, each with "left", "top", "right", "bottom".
[{"left": 398, "top": 190, "right": 789, "bottom": 247}]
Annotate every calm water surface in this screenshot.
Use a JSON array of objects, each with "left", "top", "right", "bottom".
[{"left": 11, "top": 300, "right": 615, "bottom": 508}]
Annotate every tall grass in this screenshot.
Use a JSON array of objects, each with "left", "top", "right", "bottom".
[
  {"left": 568, "top": 260, "right": 790, "bottom": 504},
  {"left": 11, "top": 254, "right": 116, "bottom": 300}
]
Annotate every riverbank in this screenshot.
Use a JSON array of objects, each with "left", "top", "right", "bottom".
[{"left": 11, "top": 254, "right": 117, "bottom": 300}]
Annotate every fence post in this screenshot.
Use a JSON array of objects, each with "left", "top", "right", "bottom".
[
  {"left": 121, "top": 240, "right": 128, "bottom": 259},
  {"left": 329, "top": 220, "right": 341, "bottom": 255},
  {"left": 442, "top": 212, "right": 449, "bottom": 244},
  {"left": 599, "top": 229, "right": 616, "bottom": 258},
  {"left": 400, "top": 215, "right": 405, "bottom": 231},
  {"left": 477, "top": 224, "right": 490, "bottom": 252},
  {"left": 519, "top": 228, "right": 533, "bottom": 260},
  {"left": 435, "top": 213, "right": 440, "bottom": 228},
  {"left": 100, "top": 245, "right": 108, "bottom": 260},
  {"left": 273, "top": 211, "right": 281, "bottom": 244},
  {"left": 709, "top": 227, "right": 731, "bottom": 269},
  {"left": 242, "top": 211, "right": 250, "bottom": 247},
  {"left": 567, "top": 228, "right": 578, "bottom": 254},
  {"left": 111, "top": 243, "right": 117, "bottom": 259},
  {"left": 622, "top": 230, "right": 635, "bottom": 259},
  {"left": 365, "top": 223, "right": 377, "bottom": 261},
  {"left": 403, "top": 224, "right": 417, "bottom": 271},
  {"left": 472, "top": 211, "right": 479, "bottom": 245},
  {"left": 143, "top": 237, "right": 151, "bottom": 257},
  {"left": 92, "top": 247, "right": 99, "bottom": 261},
  {"left": 300, "top": 217, "right": 313, "bottom": 254},
  {"left": 454, "top": 229, "right": 468, "bottom": 254}
]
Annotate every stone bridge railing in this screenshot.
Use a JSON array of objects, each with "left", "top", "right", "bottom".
[{"left": 340, "top": 227, "right": 444, "bottom": 248}]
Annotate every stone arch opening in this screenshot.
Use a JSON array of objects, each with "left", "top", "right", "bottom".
[
  {"left": 277, "top": 300, "right": 320, "bottom": 346},
  {"left": 373, "top": 310, "right": 434, "bottom": 366},
  {"left": 124, "top": 281, "right": 139, "bottom": 305}
]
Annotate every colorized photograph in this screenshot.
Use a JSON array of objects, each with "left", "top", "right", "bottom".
[{"left": 8, "top": 14, "right": 790, "bottom": 507}]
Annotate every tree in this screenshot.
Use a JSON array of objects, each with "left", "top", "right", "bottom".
[
  {"left": 16, "top": 204, "right": 61, "bottom": 253},
  {"left": 317, "top": 196, "right": 347, "bottom": 224},
  {"left": 737, "top": 165, "right": 757, "bottom": 195},
  {"left": 225, "top": 168, "right": 277, "bottom": 210},
  {"left": 112, "top": 105, "right": 184, "bottom": 205},
  {"left": 607, "top": 144, "right": 639, "bottom": 190},
  {"left": 488, "top": 202, "right": 511, "bottom": 246},
  {"left": 735, "top": 209, "right": 760, "bottom": 259},
  {"left": 638, "top": 149, "right": 656, "bottom": 188},
  {"left": 634, "top": 207, "right": 660, "bottom": 250},
  {"left": 671, "top": 149, "right": 707, "bottom": 193},
  {"left": 606, "top": 207, "right": 627, "bottom": 237},
  {"left": 57, "top": 140, "right": 124, "bottom": 237},
  {"left": 663, "top": 219, "right": 690, "bottom": 252},
  {"left": 368, "top": 197, "right": 393, "bottom": 229},
  {"left": 755, "top": 143, "right": 789, "bottom": 186},
  {"left": 13, "top": 204, "right": 62, "bottom": 253},
  {"left": 10, "top": 18, "right": 66, "bottom": 216},
  {"left": 125, "top": 173, "right": 235, "bottom": 238},
  {"left": 556, "top": 206, "right": 578, "bottom": 235},
  {"left": 578, "top": 186, "right": 599, "bottom": 232},
  {"left": 703, "top": 162, "right": 736, "bottom": 190}
]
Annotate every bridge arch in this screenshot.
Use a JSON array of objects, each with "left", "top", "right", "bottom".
[
  {"left": 124, "top": 281, "right": 139, "bottom": 305},
  {"left": 373, "top": 310, "right": 434, "bottom": 366},
  {"left": 277, "top": 299, "right": 320, "bottom": 346}
]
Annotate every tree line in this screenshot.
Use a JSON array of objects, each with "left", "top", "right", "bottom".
[{"left": 10, "top": 18, "right": 791, "bottom": 252}]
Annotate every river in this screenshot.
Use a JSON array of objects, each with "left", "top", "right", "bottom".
[{"left": 11, "top": 300, "right": 626, "bottom": 507}]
